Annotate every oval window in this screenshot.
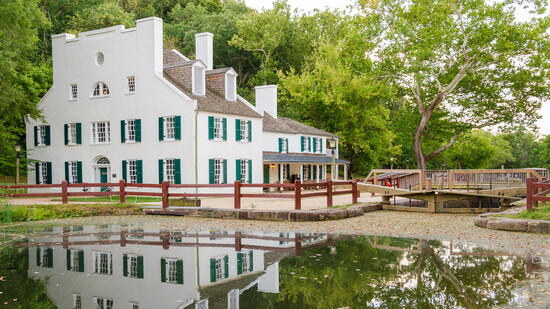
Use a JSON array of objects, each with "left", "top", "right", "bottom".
[{"left": 96, "top": 52, "right": 104, "bottom": 65}]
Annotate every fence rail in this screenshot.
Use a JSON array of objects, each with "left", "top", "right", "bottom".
[
  {"left": 1, "top": 179, "right": 360, "bottom": 211},
  {"left": 526, "top": 178, "right": 550, "bottom": 211}
]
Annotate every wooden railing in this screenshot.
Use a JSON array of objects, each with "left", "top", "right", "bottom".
[
  {"left": 526, "top": 178, "right": 550, "bottom": 211},
  {"left": 1, "top": 180, "right": 360, "bottom": 211}
]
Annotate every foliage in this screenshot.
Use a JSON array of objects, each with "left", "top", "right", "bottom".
[
  {"left": 503, "top": 204, "right": 550, "bottom": 221},
  {"left": 0, "top": 247, "right": 56, "bottom": 308},
  {"left": 51, "top": 196, "right": 162, "bottom": 203},
  {"left": 531, "top": 135, "right": 550, "bottom": 169},
  {"left": 357, "top": 0, "right": 550, "bottom": 168},
  {"left": 66, "top": 2, "right": 136, "bottom": 33}
]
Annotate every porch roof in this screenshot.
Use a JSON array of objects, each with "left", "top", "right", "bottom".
[{"left": 263, "top": 153, "right": 350, "bottom": 164}]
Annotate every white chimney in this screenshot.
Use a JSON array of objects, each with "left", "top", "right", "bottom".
[
  {"left": 256, "top": 85, "right": 278, "bottom": 118},
  {"left": 195, "top": 32, "right": 213, "bottom": 70}
]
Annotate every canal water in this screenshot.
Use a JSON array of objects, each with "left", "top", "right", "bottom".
[{"left": 0, "top": 223, "right": 546, "bottom": 308}]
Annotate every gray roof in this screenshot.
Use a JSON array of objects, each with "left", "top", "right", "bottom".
[
  {"left": 206, "top": 68, "right": 232, "bottom": 76},
  {"left": 163, "top": 49, "right": 190, "bottom": 68},
  {"left": 263, "top": 112, "right": 339, "bottom": 138},
  {"left": 263, "top": 153, "right": 349, "bottom": 164},
  {"left": 163, "top": 72, "right": 262, "bottom": 118}
]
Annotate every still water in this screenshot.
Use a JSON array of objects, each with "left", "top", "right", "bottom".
[{"left": 0, "top": 223, "right": 545, "bottom": 308}]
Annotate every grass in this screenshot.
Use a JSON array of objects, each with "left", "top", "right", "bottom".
[
  {"left": 51, "top": 196, "right": 162, "bottom": 203},
  {"left": 0, "top": 203, "right": 143, "bottom": 223},
  {"left": 503, "top": 204, "right": 550, "bottom": 221}
]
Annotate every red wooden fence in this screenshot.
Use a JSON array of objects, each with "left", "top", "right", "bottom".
[
  {"left": 526, "top": 177, "right": 550, "bottom": 211},
  {"left": 1, "top": 180, "right": 360, "bottom": 211}
]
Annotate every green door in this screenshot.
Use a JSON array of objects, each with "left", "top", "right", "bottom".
[
  {"left": 263, "top": 164, "right": 270, "bottom": 184},
  {"left": 100, "top": 167, "right": 108, "bottom": 191}
]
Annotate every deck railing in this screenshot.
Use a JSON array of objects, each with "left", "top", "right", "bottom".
[
  {"left": 1, "top": 179, "right": 360, "bottom": 211},
  {"left": 526, "top": 178, "right": 550, "bottom": 211}
]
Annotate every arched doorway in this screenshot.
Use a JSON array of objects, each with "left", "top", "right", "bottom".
[{"left": 93, "top": 156, "right": 111, "bottom": 191}]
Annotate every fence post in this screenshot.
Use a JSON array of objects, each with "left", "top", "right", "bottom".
[
  {"left": 526, "top": 178, "right": 534, "bottom": 211},
  {"left": 294, "top": 180, "right": 301, "bottom": 210},
  {"left": 119, "top": 180, "right": 126, "bottom": 203},
  {"left": 161, "top": 181, "right": 169, "bottom": 209},
  {"left": 61, "top": 181, "right": 68, "bottom": 204},
  {"left": 327, "top": 179, "right": 333, "bottom": 207},
  {"left": 352, "top": 181, "right": 358, "bottom": 204},
  {"left": 234, "top": 181, "right": 241, "bottom": 209}
]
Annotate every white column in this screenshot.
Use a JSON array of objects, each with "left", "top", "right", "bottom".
[
  {"left": 300, "top": 164, "right": 303, "bottom": 181},
  {"left": 344, "top": 165, "right": 348, "bottom": 181},
  {"left": 335, "top": 165, "right": 339, "bottom": 180}
]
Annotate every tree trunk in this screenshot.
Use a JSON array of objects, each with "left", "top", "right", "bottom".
[{"left": 413, "top": 113, "right": 431, "bottom": 170}]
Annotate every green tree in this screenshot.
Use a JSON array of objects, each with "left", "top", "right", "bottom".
[
  {"left": 358, "top": 0, "right": 550, "bottom": 169},
  {"left": 500, "top": 128, "right": 541, "bottom": 168},
  {"left": 279, "top": 42, "right": 397, "bottom": 175},
  {"left": 532, "top": 135, "right": 550, "bottom": 169},
  {"left": 66, "top": 2, "right": 136, "bottom": 33}
]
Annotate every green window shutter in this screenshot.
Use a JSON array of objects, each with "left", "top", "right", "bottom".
[
  {"left": 158, "top": 117, "right": 164, "bottom": 141},
  {"left": 208, "top": 116, "right": 214, "bottom": 140},
  {"left": 36, "top": 248, "right": 40, "bottom": 266},
  {"left": 46, "top": 162, "right": 52, "bottom": 184},
  {"left": 64, "top": 124, "right": 69, "bottom": 145},
  {"left": 210, "top": 258, "right": 216, "bottom": 282},
  {"left": 222, "top": 118, "right": 227, "bottom": 141},
  {"left": 66, "top": 249, "right": 71, "bottom": 271},
  {"left": 249, "top": 251, "right": 254, "bottom": 271},
  {"left": 236, "top": 160, "right": 241, "bottom": 181},
  {"left": 77, "top": 161, "right": 83, "bottom": 183},
  {"left": 120, "top": 120, "right": 126, "bottom": 143},
  {"left": 135, "top": 119, "right": 141, "bottom": 142},
  {"left": 320, "top": 166, "right": 324, "bottom": 179},
  {"left": 224, "top": 255, "right": 229, "bottom": 279},
  {"left": 174, "top": 116, "right": 181, "bottom": 140},
  {"left": 45, "top": 126, "right": 51, "bottom": 146},
  {"left": 301, "top": 136, "right": 304, "bottom": 152},
  {"left": 278, "top": 138, "right": 283, "bottom": 153},
  {"left": 237, "top": 253, "right": 243, "bottom": 275},
  {"left": 308, "top": 137, "right": 311, "bottom": 152},
  {"left": 223, "top": 159, "right": 227, "bottom": 184},
  {"left": 158, "top": 159, "right": 164, "bottom": 184},
  {"left": 313, "top": 137, "right": 317, "bottom": 152},
  {"left": 78, "top": 250, "right": 84, "bottom": 272},
  {"left": 34, "top": 126, "right": 38, "bottom": 146},
  {"left": 136, "top": 160, "right": 143, "bottom": 184},
  {"left": 174, "top": 159, "right": 181, "bottom": 184},
  {"left": 35, "top": 163, "right": 40, "bottom": 184},
  {"left": 47, "top": 248, "right": 53, "bottom": 268},
  {"left": 137, "top": 256, "right": 144, "bottom": 279},
  {"left": 248, "top": 120, "right": 252, "bottom": 142},
  {"left": 123, "top": 254, "right": 128, "bottom": 277},
  {"left": 76, "top": 123, "right": 82, "bottom": 144},
  {"left": 235, "top": 119, "right": 241, "bottom": 141},
  {"left": 176, "top": 260, "right": 184, "bottom": 284},
  {"left": 248, "top": 160, "right": 252, "bottom": 184},
  {"left": 122, "top": 160, "right": 127, "bottom": 182},
  {"left": 209, "top": 159, "right": 215, "bottom": 184},
  {"left": 160, "top": 258, "right": 166, "bottom": 282},
  {"left": 313, "top": 165, "right": 317, "bottom": 180},
  {"left": 308, "top": 165, "right": 312, "bottom": 180},
  {"left": 65, "top": 162, "right": 69, "bottom": 182}
]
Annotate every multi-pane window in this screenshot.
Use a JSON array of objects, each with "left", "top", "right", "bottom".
[
  {"left": 35, "top": 125, "right": 50, "bottom": 146},
  {"left": 93, "top": 251, "right": 113, "bottom": 275},
  {"left": 161, "top": 258, "right": 183, "bottom": 284},
  {"left": 91, "top": 122, "right": 110, "bottom": 144},
  {"left": 164, "top": 159, "right": 175, "bottom": 184},
  {"left": 240, "top": 160, "right": 248, "bottom": 184},
  {"left": 208, "top": 116, "right": 226, "bottom": 141},
  {"left": 236, "top": 159, "right": 252, "bottom": 184},
  {"left": 129, "top": 255, "right": 139, "bottom": 277},
  {"left": 164, "top": 117, "right": 175, "bottom": 140},
  {"left": 210, "top": 255, "right": 228, "bottom": 282},
  {"left": 282, "top": 164, "right": 290, "bottom": 181},
  {"left": 35, "top": 161, "right": 52, "bottom": 185},
  {"left": 70, "top": 84, "right": 78, "bottom": 100},
  {"left": 92, "top": 82, "right": 109, "bottom": 97},
  {"left": 123, "top": 253, "right": 144, "bottom": 278},
  {"left": 279, "top": 137, "right": 288, "bottom": 153},
  {"left": 312, "top": 137, "right": 323, "bottom": 153},
  {"left": 123, "top": 160, "right": 142, "bottom": 184},
  {"left": 127, "top": 120, "right": 135, "bottom": 142},
  {"left": 214, "top": 117, "right": 222, "bottom": 139},
  {"left": 66, "top": 161, "right": 80, "bottom": 184},
  {"left": 94, "top": 297, "right": 113, "bottom": 309},
  {"left": 68, "top": 249, "right": 84, "bottom": 272},
  {"left": 235, "top": 119, "right": 251, "bottom": 142},
  {"left": 237, "top": 251, "right": 253, "bottom": 275},
  {"left": 130, "top": 303, "right": 139, "bottom": 309},
  {"left": 303, "top": 165, "right": 311, "bottom": 180},
  {"left": 73, "top": 293, "right": 82, "bottom": 309},
  {"left": 37, "top": 247, "right": 53, "bottom": 268},
  {"left": 215, "top": 257, "right": 224, "bottom": 281},
  {"left": 127, "top": 76, "right": 135, "bottom": 93},
  {"left": 209, "top": 159, "right": 227, "bottom": 184},
  {"left": 240, "top": 121, "right": 247, "bottom": 141},
  {"left": 303, "top": 137, "right": 310, "bottom": 152},
  {"left": 67, "top": 123, "right": 78, "bottom": 145},
  {"left": 128, "top": 160, "right": 137, "bottom": 183},
  {"left": 241, "top": 252, "right": 249, "bottom": 273},
  {"left": 121, "top": 119, "right": 141, "bottom": 143}
]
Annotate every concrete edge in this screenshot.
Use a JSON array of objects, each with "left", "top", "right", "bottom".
[
  {"left": 143, "top": 203, "right": 383, "bottom": 221},
  {"left": 474, "top": 213, "right": 550, "bottom": 234}
]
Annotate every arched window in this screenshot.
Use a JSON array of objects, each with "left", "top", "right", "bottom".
[
  {"left": 92, "top": 82, "right": 110, "bottom": 97},
  {"left": 96, "top": 157, "right": 110, "bottom": 165}
]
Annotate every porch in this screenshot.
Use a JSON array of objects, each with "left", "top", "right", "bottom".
[{"left": 263, "top": 153, "right": 350, "bottom": 185}]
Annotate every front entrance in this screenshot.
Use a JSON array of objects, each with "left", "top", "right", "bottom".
[
  {"left": 263, "top": 164, "right": 270, "bottom": 184},
  {"left": 93, "top": 156, "right": 111, "bottom": 192},
  {"left": 99, "top": 167, "right": 108, "bottom": 191}
]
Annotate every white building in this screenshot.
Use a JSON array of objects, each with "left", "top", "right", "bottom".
[{"left": 26, "top": 17, "right": 349, "bottom": 189}]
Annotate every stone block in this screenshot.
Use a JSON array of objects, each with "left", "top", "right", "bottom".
[
  {"left": 527, "top": 220, "right": 550, "bottom": 234},
  {"left": 486, "top": 218, "right": 529, "bottom": 232},
  {"left": 247, "top": 211, "right": 289, "bottom": 221},
  {"left": 474, "top": 217, "right": 488, "bottom": 228}
]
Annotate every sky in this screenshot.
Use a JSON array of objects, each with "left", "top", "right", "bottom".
[{"left": 243, "top": 0, "right": 550, "bottom": 136}]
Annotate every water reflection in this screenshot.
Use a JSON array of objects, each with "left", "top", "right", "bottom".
[{"left": 2, "top": 224, "right": 544, "bottom": 308}]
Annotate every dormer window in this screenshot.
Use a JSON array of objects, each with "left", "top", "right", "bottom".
[
  {"left": 225, "top": 73, "right": 236, "bottom": 101},
  {"left": 92, "top": 82, "right": 109, "bottom": 97},
  {"left": 192, "top": 65, "right": 205, "bottom": 96}
]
